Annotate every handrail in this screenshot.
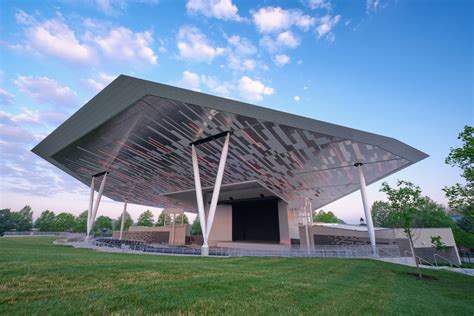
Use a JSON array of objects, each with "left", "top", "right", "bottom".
[
  {"left": 404, "top": 250, "right": 415, "bottom": 263},
  {"left": 404, "top": 250, "right": 434, "bottom": 267},
  {"left": 416, "top": 256, "right": 434, "bottom": 267},
  {"left": 433, "top": 254, "right": 454, "bottom": 268},
  {"left": 433, "top": 254, "right": 474, "bottom": 275}
]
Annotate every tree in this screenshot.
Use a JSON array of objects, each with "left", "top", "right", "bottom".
[
  {"left": 443, "top": 125, "right": 474, "bottom": 250},
  {"left": 431, "top": 236, "right": 447, "bottom": 251},
  {"left": 452, "top": 226, "right": 474, "bottom": 250},
  {"left": 175, "top": 214, "right": 189, "bottom": 224},
  {"left": 443, "top": 125, "right": 473, "bottom": 210},
  {"left": 380, "top": 180, "right": 425, "bottom": 278},
  {"left": 312, "top": 210, "right": 345, "bottom": 224},
  {"left": 155, "top": 211, "right": 171, "bottom": 227},
  {"left": 113, "top": 211, "right": 133, "bottom": 231},
  {"left": 0, "top": 208, "right": 14, "bottom": 235},
  {"left": 93, "top": 216, "right": 113, "bottom": 233},
  {"left": 371, "top": 201, "right": 393, "bottom": 227},
  {"left": 10, "top": 206, "right": 33, "bottom": 231},
  {"left": 372, "top": 198, "right": 454, "bottom": 229},
  {"left": 51, "top": 212, "right": 76, "bottom": 232},
  {"left": 34, "top": 210, "right": 56, "bottom": 231},
  {"left": 413, "top": 198, "right": 453, "bottom": 228},
  {"left": 74, "top": 211, "right": 88, "bottom": 232},
  {"left": 456, "top": 206, "right": 474, "bottom": 233},
  {"left": 137, "top": 210, "right": 154, "bottom": 227},
  {"left": 191, "top": 216, "right": 202, "bottom": 235}
]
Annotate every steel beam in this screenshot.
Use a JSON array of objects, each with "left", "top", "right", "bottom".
[
  {"left": 355, "top": 163, "right": 377, "bottom": 255},
  {"left": 86, "top": 172, "right": 108, "bottom": 239},
  {"left": 191, "top": 144, "right": 208, "bottom": 255},
  {"left": 119, "top": 201, "right": 128, "bottom": 240},
  {"left": 191, "top": 133, "right": 230, "bottom": 256}
]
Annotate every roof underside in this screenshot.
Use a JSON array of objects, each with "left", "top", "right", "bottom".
[{"left": 32, "top": 75, "right": 428, "bottom": 212}]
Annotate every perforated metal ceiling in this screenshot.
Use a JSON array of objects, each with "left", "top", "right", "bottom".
[{"left": 33, "top": 75, "right": 427, "bottom": 212}]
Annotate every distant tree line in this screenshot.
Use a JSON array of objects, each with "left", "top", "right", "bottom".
[
  {"left": 312, "top": 210, "right": 345, "bottom": 224},
  {"left": 0, "top": 207, "right": 190, "bottom": 236},
  {"left": 0, "top": 206, "right": 34, "bottom": 234},
  {"left": 136, "top": 210, "right": 189, "bottom": 227}
]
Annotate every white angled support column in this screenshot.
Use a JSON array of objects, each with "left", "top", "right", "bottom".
[
  {"left": 355, "top": 163, "right": 377, "bottom": 256},
  {"left": 119, "top": 201, "right": 128, "bottom": 241},
  {"left": 87, "top": 177, "right": 95, "bottom": 240},
  {"left": 205, "top": 133, "right": 230, "bottom": 245},
  {"left": 86, "top": 172, "right": 108, "bottom": 240},
  {"left": 192, "top": 144, "right": 208, "bottom": 255},
  {"left": 304, "top": 199, "right": 311, "bottom": 254},
  {"left": 191, "top": 132, "right": 231, "bottom": 256}
]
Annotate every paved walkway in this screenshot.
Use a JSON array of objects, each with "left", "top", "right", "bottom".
[{"left": 377, "top": 257, "right": 474, "bottom": 276}]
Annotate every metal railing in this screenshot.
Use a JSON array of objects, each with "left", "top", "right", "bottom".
[
  {"left": 433, "top": 254, "right": 474, "bottom": 275},
  {"left": 403, "top": 251, "right": 434, "bottom": 267},
  {"left": 3, "top": 231, "right": 70, "bottom": 236},
  {"left": 219, "top": 245, "right": 400, "bottom": 258},
  {"left": 459, "top": 252, "right": 473, "bottom": 263},
  {"left": 91, "top": 240, "right": 400, "bottom": 258},
  {"left": 417, "top": 256, "right": 434, "bottom": 267},
  {"left": 433, "top": 254, "right": 454, "bottom": 268}
]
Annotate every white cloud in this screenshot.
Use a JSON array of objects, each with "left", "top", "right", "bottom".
[
  {"left": 22, "top": 18, "right": 97, "bottom": 64},
  {"left": 276, "top": 31, "right": 300, "bottom": 48},
  {"left": 241, "top": 59, "right": 256, "bottom": 71},
  {"left": 252, "top": 7, "right": 315, "bottom": 33},
  {"left": 6, "top": 108, "right": 39, "bottom": 125},
  {"left": 177, "top": 26, "right": 225, "bottom": 63},
  {"left": 15, "top": 10, "right": 36, "bottom": 25},
  {"left": 95, "top": 0, "right": 128, "bottom": 16},
  {"left": 227, "top": 35, "right": 257, "bottom": 55},
  {"left": 186, "top": 0, "right": 242, "bottom": 21},
  {"left": 84, "top": 72, "right": 117, "bottom": 92},
  {"left": 14, "top": 76, "right": 77, "bottom": 107},
  {"left": 294, "top": 95, "right": 300, "bottom": 102},
  {"left": 201, "top": 75, "right": 232, "bottom": 96},
  {"left": 178, "top": 71, "right": 232, "bottom": 96},
  {"left": 225, "top": 35, "right": 259, "bottom": 72},
  {"left": 179, "top": 71, "right": 201, "bottom": 91},
  {"left": 0, "top": 89, "right": 14, "bottom": 106},
  {"left": 0, "top": 111, "right": 83, "bottom": 197},
  {"left": 94, "top": 27, "right": 158, "bottom": 65},
  {"left": 227, "top": 55, "right": 257, "bottom": 72},
  {"left": 366, "top": 0, "right": 381, "bottom": 13},
  {"left": 296, "top": 15, "right": 316, "bottom": 31},
  {"left": 273, "top": 54, "right": 290, "bottom": 67},
  {"left": 37, "top": 111, "right": 69, "bottom": 126},
  {"left": 238, "top": 76, "right": 274, "bottom": 101},
  {"left": 260, "top": 30, "right": 300, "bottom": 52},
  {"left": 0, "top": 108, "right": 67, "bottom": 128},
  {"left": 297, "top": 59, "right": 303, "bottom": 65},
  {"left": 316, "top": 15, "right": 341, "bottom": 40},
  {"left": 92, "top": 0, "right": 159, "bottom": 16},
  {"left": 305, "top": 0, "right": 331, "bottom": 10},
  {"left": 0, "top": 124, "right": 36, "bottom": 144}
]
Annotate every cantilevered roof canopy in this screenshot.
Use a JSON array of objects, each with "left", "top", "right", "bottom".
[{"left": 32, "top": 75, "right": 428, "bottom": 212}]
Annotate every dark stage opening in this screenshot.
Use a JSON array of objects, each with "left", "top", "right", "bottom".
[{"left": 232, "top": 198, "right": 280, "bottom": 243}]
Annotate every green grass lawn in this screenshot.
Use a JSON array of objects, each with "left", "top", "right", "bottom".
[{"left": 1, "top": 237, "right": 473, "bottom": 315}]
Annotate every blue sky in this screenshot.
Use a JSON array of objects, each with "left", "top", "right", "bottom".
[{"left": 0, "top": 0, "right": 472, "bottom": 223}]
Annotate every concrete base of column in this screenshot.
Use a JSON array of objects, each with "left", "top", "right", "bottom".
[{"left": 201, "top": 245, "right": 209, "bottom": 256}]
